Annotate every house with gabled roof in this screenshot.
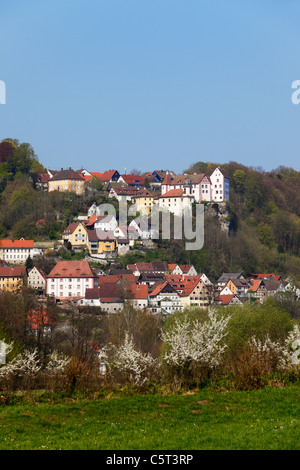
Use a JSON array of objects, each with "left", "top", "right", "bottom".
[
  {"left": 109, "top": 186, "right": 140, "bottom": 202},
  {"left": 94, "top": 214, "right": 118, "bottom": 232},
  {"left": 48, "top": 167, "right": 85, "bottom": 195},
  {"left": 0, "top": 239, "right": 35, "bottom": 265},
  {"left": 247, "top": 278, "right": 280, "bottom": 303},
  {"left": 132, "top": 188, "right": 154, "bottom": 215},
  {"left": 117, "top": 174, "right": 144, "bottom": 187},
  {"left": 210, "top": 166, "right": 230, "bottom": 202},
  {"left": 155, "top": 188, "right": 194, "bottom": 216},
  {"left": 216, "top": 272, "right": 244, "bottom": 291},
  {"left": 46, "top": 260, "right": 98, "bottom": 301},
  {"left": 87, "top": 230, "right": 116, "bottom": 255},
  {"left": 178, "top": 277, "right": 214, "bottom": 309},
  {"left": 0, "top": 266, "right": 27, "bottom": 292},
  {"left": 161, "top": 173, "right": 211, "bottom": 203},
  {"left": 214, "top": 294, "right": 246, "bottom": 306},
  {"left": 62, "top": 222, "right": 88, "bottom": 248},
  {"left": 170, "top": 264, "right": 198, "bottom": 276},
  {"left": 79, "top": 284, "right": 124, "bottom": 312},
  {"left": 128, "top": 284, "right": 149, "bottom": 309},
  {"left": 27, "top": 266, "right": 47, "bottom": 290},
  {"left": 32, "top": 172, "right": 50, "bottom": 191},
  {"left": 129, "top": 215, "right": 159, "bottom": 240},
  {"left": 80, "top": 170, "right": 120, "bottom": 184},
  {"left": 226, "top": 278, "right": 251, "bottom": 297},
  {"left": 148, "top": 281, "right": 183, "bottom": 315}
]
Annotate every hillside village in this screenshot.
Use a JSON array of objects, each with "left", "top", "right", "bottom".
[{"left": 0, "top": 163, "right": 299, "bottom": 324}]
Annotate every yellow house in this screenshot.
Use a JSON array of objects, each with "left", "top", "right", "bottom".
[
  {"left": 226, "top": 279, "right": 237, "bottom": 295},
  {"left": 62, "top": 222, "right": 88, "bottom": 248},
  {"left": 0, "top": 266, "right": 27, "bottom": 292},
  {"left": 48, "top": 168, "right": 85, "bottom": 195},
  {"left": 87, "top": 230, "right": 116, "bottom": 255},
  {"left": 133, "top": 188, "right": 154, "bottom": 215}
]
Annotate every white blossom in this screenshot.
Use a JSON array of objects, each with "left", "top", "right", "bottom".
[
  {"left": 285, "top": 324, "right": 300, "bottom": 365},
  {"left": 161, "top": 310, "right": 230, "bottom": 369},
  {"left": 0, "top": 348, "right": 41, "bottom": 379},
  {"left": 45, "top": 351, "right": 71, "bottom": 374},
  {"left": 247, "top": 324, "right": 300, "bottom": 370},
  {"left": 111, "top": 333, "right": 156, "bottom": 385}
]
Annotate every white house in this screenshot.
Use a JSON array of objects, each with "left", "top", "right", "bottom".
[
  {"left": 129, "top": 216, "right": 158, "bottom": 240},
  {"left": 161, "top": 174, "right": 212, "bottom": 203},
  {"left": 47, "top": 260, "right": 98, "bottom": 301},
  {"left": 94, "top": 214, "right": 118, "bottom": 232},
  {"left": 27, "top": 267, "right": 47, "bottom": 290},
  {"left": 0, "top": 239, "right": 35, "bottom": 264},
  {"left": 170, "top": 264, "right": 198, "bottom": 276},
  {"left": 154, "top": 189, "right": 194, "bottom": 217},
  {"left": 210, "top": 167, "right": 230, "bottom": 202},
  {"left": 148, "top": 281, "right": 183, "bottom": 315}
]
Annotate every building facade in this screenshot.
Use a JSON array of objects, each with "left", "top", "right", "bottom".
[
  {"left": 46, "top": 260, "right": 98, "bottom": 301},
  {"left": 48, "top": 168, "right": 85, "bottom": 195},
  {"left": 0, "top": 239, "right": 35, "bottom": 264}
]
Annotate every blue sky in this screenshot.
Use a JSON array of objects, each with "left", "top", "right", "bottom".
[{"left": 0, "top": 0, "right": 300, "bottom": 174}]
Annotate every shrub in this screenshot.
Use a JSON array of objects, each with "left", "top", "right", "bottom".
[
  {"left": 160, "top": 310, "right": 230, "bottom": 389},
  {"left": 108, "top": 333, "right": 157, "bottom": 387}
]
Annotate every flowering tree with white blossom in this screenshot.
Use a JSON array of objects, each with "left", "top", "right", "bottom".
[
  {"left": 45, "top": 351, "right": 71, "bottom": 374},
  {"left": 284, "top": 323, "right": 300, "bottom": 366},
  {"left": 110, "top": 332, "right": 157, "bottom": 386},
  {"left": 160, "top": 310, "right": 231, "bottom": 386},
  {"left": 0, "top": 347, "right": 42, "bottom": 390}
]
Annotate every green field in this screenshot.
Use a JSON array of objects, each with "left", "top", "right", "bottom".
[{"left": 0, "top": 385, "right": 299, "bottom": 450}]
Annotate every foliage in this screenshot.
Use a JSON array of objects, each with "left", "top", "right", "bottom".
[
  {"left": 160, "top": 310, "right": 231, "bottom": 388},
  {"left": 109, "top": 333, "right": 157, "bottom": 386}
]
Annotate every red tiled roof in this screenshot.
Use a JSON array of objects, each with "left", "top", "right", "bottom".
[
  {"left": 159, "top": 189, "right": 184, "bottom": 198},
  {"left": 37, "top": 173, "right": 50, "bottom": 183},
  {"left": 215, "top": 295, "right": 235, "bottom": 305},
  {"left": 85, "top": 215, "right": 98, "bottom": 226},
  {"left": 120, "top": 174, "right": 144, "bottom": 185},
  {"left": 170, "top": 174, "right": 206, "bottom": 184},
  {"left": 50, "top": 168, "right": 85, "bottom": 181},
  {"left": 135, "top": 188, "right": 152, "bottom": 197},
  {"left": 149, "top": 281, "right": 168, "bottom": 297},
  {"left": 168, "top": 264, "right": 178, "bottom": 271},
  {"left": 99, "top": 283, "right": 123, "bottom": 302},
  {"left": 255, "top": 274, "right": 281, "bottom": 281},
  {"left": 111, "top": 187, "right": 140, "bottom": 195},
  {"left": 98, "top": 170, "right": 118, "bottom": 182},
  {"left": 130, "top": 284, "right": 148, "bottom": 299},
  {"left": 98, "top": 274, "right": 137, "bottom": 285},
  {"left": 63, "top": 222, "right": 81, "bottom": 234},
  {"left": 47, "top": 261, "right": 97, "bottom": 278},
  {"left": 248, "top": 279, "right": 261, "bottom": 292},
  {"left": 90, "top": 172, "right": 105, "bottom": 181},
  {"left": 179, "top": 265, "right": 195, "bottom": 273},
  {"left": 0, "top": 239, "right": 34, "bottom": 249},
  {"left": 0, "top": 266, "right": 27, "bottom": 277}
]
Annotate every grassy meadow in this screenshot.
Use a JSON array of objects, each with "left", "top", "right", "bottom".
[{"left": 0, "top": 384, "right": 299, "bottom": 450}]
